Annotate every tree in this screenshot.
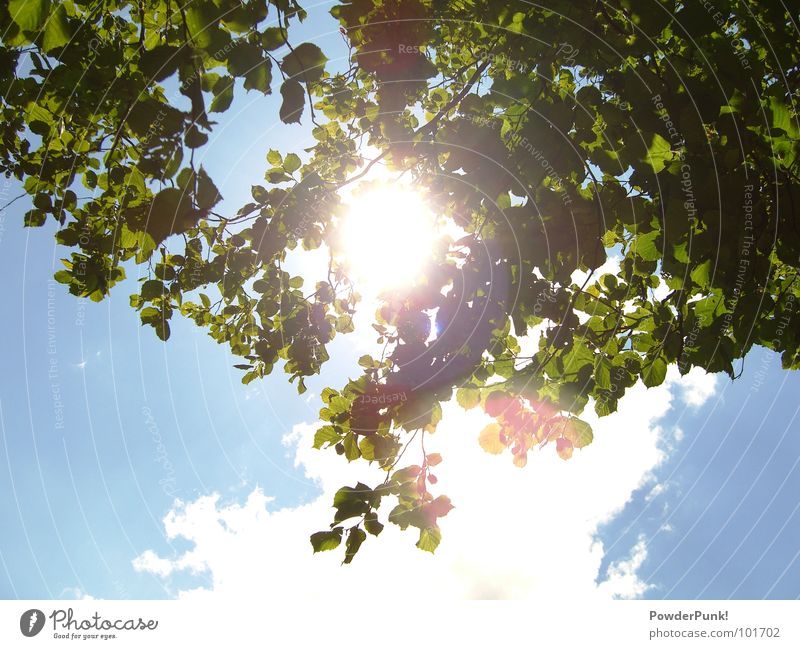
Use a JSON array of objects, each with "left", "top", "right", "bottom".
[{"left": 1, "top": 0, "right": 799, "bottom": 561}]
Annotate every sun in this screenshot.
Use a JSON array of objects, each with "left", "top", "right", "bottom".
[{"left": 335, "top": 183, "right": 440, "bottom": 291}]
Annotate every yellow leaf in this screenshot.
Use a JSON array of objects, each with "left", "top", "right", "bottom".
[
  {"left": 556, "top": 437, "right": 574, "bottom": 460},
  {"left": 478, "top": 423, "right": 505, "bottom": 454},
  {"left": 547, "top": 415, "right": 569, "bottom": 441}
]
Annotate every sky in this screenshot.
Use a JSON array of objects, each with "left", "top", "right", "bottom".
[{"left": 1, "top": 1, "right": 800, "bottom": 602}]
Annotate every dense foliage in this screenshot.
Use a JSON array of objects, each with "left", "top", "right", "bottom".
[{"left": 2, "top": 0, "right": 799, "bottom": 561}]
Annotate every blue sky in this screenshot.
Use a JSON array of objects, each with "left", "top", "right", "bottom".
[
  {"left": 599, "top": 355, "right": 800, "bottom": 599},
  {"left": 1, "top": 2, "right": 799, "bottom": 601}
]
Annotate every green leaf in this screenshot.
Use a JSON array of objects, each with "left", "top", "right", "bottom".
[
  {"left": 54, "top": 270, "right": 71, "bottom": 284},
  {"left": 281, "top": 42, "right": 327, "bottom": 82},
  {"left": 210, "top": 82, "right": 234, "bottom": 113},
  {"left": 140, "top": 307, "right": 159, "bottom": 321},
  {"left": 358, "top": 435, "right": 376, "bottom": 461},
  {"left": 185, "top": 2, "right": 216, "bottom": 49},
  {"left": 227, "top": 42, "right": 262, "bottom": 77},
  {"left": 595, "top": 397, "right": 616, "bottom": 417},
  {"left": 364, "top": 512, "right": 384, "bottom": 536},
  {"left": 184, "top": 125, "right": 208, "bottom": 148},
  {"left": 244, "top": 59, "right": 272, "bottom": 94},
  {"left": 594, "top": 357, "right": 612, "bottom": 390},
  {"left": 139, "top": 45, "right": 182, "bottom": 82},
  {"left": 261, "top": 27, "right": 288, "bottom": 51},
  {"left": 456, "top": 386, "right": 481, "bottom": 410},
  {"left": 24, "top": 209, "right": 46, "bottom": 227},
  {"left": 141, "top": 279, "right": 165, "bottom": 300},
  {"left": 769, "top": 96, "right": 798, "bottom": 137},
  {"left": 645, "top": 132, "right": 673, "bottom": 173},
  {"left": 310, "top": 528, "right": 343, "bottom": 553},
  {"left": 570, "top": 417, "right": 593, "bottom": 449},
  {"left": 313, "top": 425, "right": 340, "bottom": 449},
  {"left": 8, "top": 0, "right": 48, "bottom": 33},
  {"left": 631, "top": 230, "right": 661, "bottom": 262},
  {"left": 690, "top": 259, "right": 712, "bottom": 289},
  {"left": 417, "top": 526, "right": 442, "bottom": 553},
  {"left": 196, "top": 167, "right": 222, "bottom": 209},
  {"left": 154, "top": 318, "right": 171, "bottom": 341},
  {"left": 343, "top": 527, "right": 367, "bottom": 564},
  {"left": 333, "top": 483, "right": 371, "bottom": 508},
  {"left": 283, "top": 153, "right": 302, "bottom": 173},
  {"left": 42, "top": 4, "right": 72, "bottom": 52},
  {"left": 133, "top": 232, "right": 157, "bottom": 264},
  {"left": 33, "top": 192, "right": 51, "bottom": 211},
  {"left": 251, "top": 185, "right": 268, "bottom": 203},
  {"left": 642, "top": 355, "right": 667, "bottom": 387},
  {"left": 342, "top": 432, "right": 361, "bottom": 461},
  {"left": 279, "top": 79, "right": 305, "bottom": 124},
  {"left": 333, "top": 496, "right": 369, "bottom": 524},
  {"left": 693, "top": 294, "right": 727, "bottom": 326}
]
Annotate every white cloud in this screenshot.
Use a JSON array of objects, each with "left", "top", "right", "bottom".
[
  {"left": 132, "top": 550, "right": 178, "bottom": 579},
  {"left": 677, "top": 367, "right": 719, "bottom": 408},
  {"left": 133, "top": 371, "right": 716, "bottom": 601},
  {"left": 58, "top": 586, "right": 95, "bottom": 600},
  {"left": 596, "top": 536, "right": 651, "bottom": 599},
  {"left": 645, "top": 482, "right": 667, "bottom": 502}
]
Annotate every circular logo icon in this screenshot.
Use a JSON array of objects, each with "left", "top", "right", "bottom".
[{"left": 20, "top": 609, "right": 45, "bottom": 637}]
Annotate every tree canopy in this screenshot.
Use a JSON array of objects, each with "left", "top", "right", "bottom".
[{"left": 2, "top": 0, "right": 799, "bottom": 561}]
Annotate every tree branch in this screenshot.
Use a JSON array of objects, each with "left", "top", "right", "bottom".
[{"left": 332, "top": 59, "right": 491, "bottom": 190}]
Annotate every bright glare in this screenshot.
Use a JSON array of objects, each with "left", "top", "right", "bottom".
[{"left": 337, "top": 184, "right": 439, "bottom": 291}]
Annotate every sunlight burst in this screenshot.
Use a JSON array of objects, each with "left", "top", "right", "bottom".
[{"left": 336, "top": 184, "right": 439, "bottom": 291}]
